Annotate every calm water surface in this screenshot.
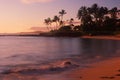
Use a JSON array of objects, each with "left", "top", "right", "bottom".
[{"left": 0, "top": 36, "right": 120, "bottom": 71}]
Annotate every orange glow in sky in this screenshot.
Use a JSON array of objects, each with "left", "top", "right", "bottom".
[{"left": 0, "top": 0, "right": 119, "bottom": 33}]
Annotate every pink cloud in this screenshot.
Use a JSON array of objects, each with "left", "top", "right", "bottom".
[
  {"left": 21, "top": 0, "right": 55, "bottom": 4},
  {"left": 30, "top": 27, "right": 48, "bottom": 31}
]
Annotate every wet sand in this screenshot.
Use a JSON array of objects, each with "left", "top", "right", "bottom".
[
  {"left": 66, "top": 57, "right": 120, "bottom": 80},
  {"left": 0, "top": 59, "right": 80, "bottom": 80}
]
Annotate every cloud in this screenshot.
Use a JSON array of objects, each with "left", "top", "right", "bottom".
[
  {"left": 30, "top": 27, "right": 48, "bottom": 31},
  {"left": 21, "top": 0, "right": 55, "bottom": 4}
]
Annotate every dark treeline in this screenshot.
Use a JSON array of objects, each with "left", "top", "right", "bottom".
[{"left": 44, "top": 3, "right": 120, "bottom": 36}]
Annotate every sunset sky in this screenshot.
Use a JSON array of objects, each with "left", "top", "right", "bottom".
[{"left": 0, "top": 0, "right": 119, "bottom": 33}]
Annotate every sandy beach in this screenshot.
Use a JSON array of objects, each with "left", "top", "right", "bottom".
[
  {"left": 66, "top": 57, "right": 120, "bottom": 80},
  {"left": 0, "top": 57, "right": 120, "bottom": 80}
]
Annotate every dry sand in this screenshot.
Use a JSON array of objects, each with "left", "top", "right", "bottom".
[{"left": 66, "top": 57, "right": 120, "bottom": 80}]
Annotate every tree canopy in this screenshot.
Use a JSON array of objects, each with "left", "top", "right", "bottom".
[{"left": 44, "top": 3, "right": 120, "bottom": 36}]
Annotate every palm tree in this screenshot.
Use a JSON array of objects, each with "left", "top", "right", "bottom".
[
  {"left": 69, "top": 18, "right": 74, "bottom": 26},
  {"left": 77, "top": 6, "right": 87, "bottom": 19},
  {"left": 44, "top": 17, "right": 52, "bottom": 31},
  {"left": 109, "top": 7, "right": 118, "bottom": 19},
  {"left": 90, "top": 3, "right": 99, "bottom": 22},
  {"left": 97, "top": 6, "right": 108, "bottom": 26},
  {"left": 77, "top": 6, "right": 91, "bottom": 25},
  {"left": 87, "top": 4, "right": 108, "bottom": 25},
  {"left": 44, "top": 19, "right": 49, "bottom": 31},
  {"left": 52, "top": 15, "right": 60, "bottom": 30},
  {"left": 59, "top": 9, "right": 67, "bottom": 21}
]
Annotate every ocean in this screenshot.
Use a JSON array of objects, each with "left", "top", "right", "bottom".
[{"left": 0, "top": 36, "right": 120, "bottom": 76}]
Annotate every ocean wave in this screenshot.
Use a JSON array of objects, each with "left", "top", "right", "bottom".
[{"left": 1, "top": 60, "right": 79, "bottom": 75}]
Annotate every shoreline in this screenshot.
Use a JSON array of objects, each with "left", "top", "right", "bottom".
[
  {"left": 81, "top": 35, "right": 120, "bottom": 40},
  {"left": 1, "top": 35, "right": 120, "bottom": 41},
  {"left": 65, "top": 57, "right": 120, "bottom": 80},
  {"left": 0, "top": 56, "right": 119, "bottom": 80}
]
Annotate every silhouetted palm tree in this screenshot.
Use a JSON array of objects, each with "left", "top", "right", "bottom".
[
  {"left": 77, "top": 6, "right": 92, "bottom": 25},
  {"left": 52, "top": 15, "right": 60, "bottom": 30},
  {"left": 44, "top": 19, "right": 49, "bottom": 31},
  {"left": 77, "top": 6, "right": 87, "bottom": 25},
  {"left": 69, "top": 18, "right": 74, "bottom": 26},
  {"left": 109, "top": 7, "right": 118, "bottom": 19},
  {"left": 97, "top": 7, "right": 108, "bottom": 26},
  {"left": 44, "top": 18, "right": 52, "bottom": 31},
  {"left": 59, "top": 9, "right": 67, "bottom": 21},
  {"left": 90, "top": 4, "right": 100, "bottom": 22},
  {"left": 87, "top": 4, "right": 108, "bottom": 25}
]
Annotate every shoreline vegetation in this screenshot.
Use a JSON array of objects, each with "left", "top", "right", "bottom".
[{"left": 42, "top": 3, "right": 120, "bottom": 37}]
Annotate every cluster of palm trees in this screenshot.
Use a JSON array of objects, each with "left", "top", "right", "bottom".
[
  {"left": 44, "top": 3, "right": 120, "bottom": 35},
  {"left": 77, "top": 4, "right": 120, "bottom": 35},
  {"left": 44, "top": 9, "right": 67, "bottom": 31}
]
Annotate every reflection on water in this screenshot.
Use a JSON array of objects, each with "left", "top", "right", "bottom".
[
  {"left": 0, "top": 36, "right": 120, "bottom": 66},
  {"left": 80, "top": 39, "right": 120, "bottom": 58}
]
